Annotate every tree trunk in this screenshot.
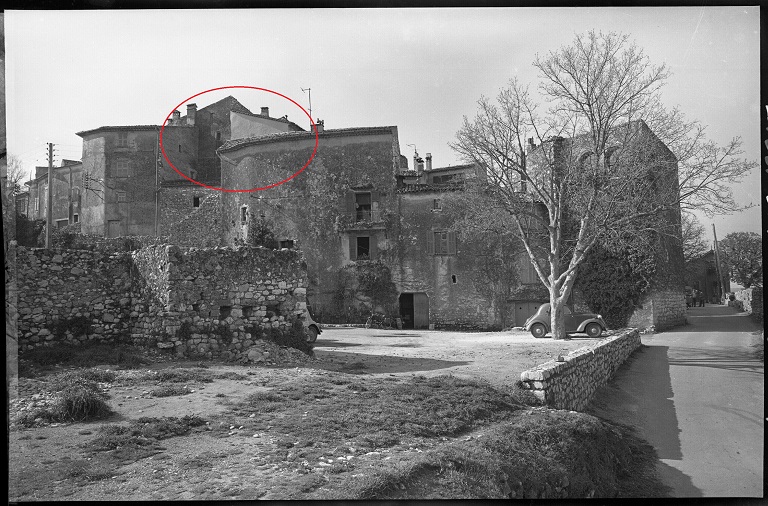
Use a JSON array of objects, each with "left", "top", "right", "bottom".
[{"left": 549, "top": 289, "right": 567, "bottom": 340}]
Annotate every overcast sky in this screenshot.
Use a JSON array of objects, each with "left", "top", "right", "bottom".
[{"left": 4, "top": 7, "right": 761, "bottom": 241}]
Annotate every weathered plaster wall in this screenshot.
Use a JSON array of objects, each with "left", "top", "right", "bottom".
[
  {"left": 80, "top": 136, "right": 107, "bottom": 235},
  {"left": 520, "top": 329, "right": 641, "bottom": 411},
  {"left": 220, "top": 128, "right": 400, "bottom": 316},
  {"left": 229, "top": 111, "right": 297, "bottom": 139},
  {"left": 393, "top": 190, "right": 499, "bottom": 329},
  {"left": 731, "top": 287, "right": 763, "bottom": 321}
]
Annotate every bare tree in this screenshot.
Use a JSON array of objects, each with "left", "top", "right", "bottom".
[
  {"left": 680, "top": 212, "right": 709, "bottom": 265},
  {"left": 453, "top": 31, "right": 687, "bottom": 339},
  {"left": 5, "top": 155, "right": 28, "bottom": 197}
]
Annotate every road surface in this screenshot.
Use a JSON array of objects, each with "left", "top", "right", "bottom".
[{"left": 588, "top": 304, "right": 764, "bottom": 497}]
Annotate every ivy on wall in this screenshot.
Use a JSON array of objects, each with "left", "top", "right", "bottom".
[
  {"left": 575, "top": 239, "right": 657, "bottom": 329},
  {"left": 326, "top": 260, "right": 399, "bottom": 323}
]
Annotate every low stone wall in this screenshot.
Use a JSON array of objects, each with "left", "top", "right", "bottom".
[
  {"left": 51, "top": 228, "right": 170, "bottom": 254},
  {"left": 730, "top": 287, "right": 763, "bottom": 321},
  {"left": 15, "top": 243, "right": 311, "bottom": 363},
  {"left": 519, "top": 329, "right": 641, "bottom": 411},
  {"left": 627, "top": 288, "right": 686, "bottom": 331},
  {"left": 16, "top": 246, "right": 134, "bottom": 350}
]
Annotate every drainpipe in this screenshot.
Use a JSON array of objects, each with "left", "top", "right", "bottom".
[{"left": 155, "top": 128, "right": 159, "bottom": 237}]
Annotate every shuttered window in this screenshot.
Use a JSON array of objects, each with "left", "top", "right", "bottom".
[{"left": 430, "top": 230, "right": 456, "bottom": 256}]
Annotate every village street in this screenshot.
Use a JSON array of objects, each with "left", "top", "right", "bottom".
[{"left": 588, "top": 305, "right": 764, "bottom": 497}]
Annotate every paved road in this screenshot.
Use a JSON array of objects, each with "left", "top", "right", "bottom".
[{"left": 588, "top": 305, "right": 764, "bottom": 497}]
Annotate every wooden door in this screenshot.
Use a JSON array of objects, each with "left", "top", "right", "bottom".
[{"left": 413, "top": 292, "right": 429, "bottom": 329}]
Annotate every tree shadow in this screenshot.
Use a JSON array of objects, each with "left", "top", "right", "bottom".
[
  {"left": 666, "top": 345, "right": 764, "bottom": 374},
  {"left": 310, "top": 349, "right": 471, "bottom": 375},
  {"left": 588, "top": 345, "right": 687, "bottom": 463}
]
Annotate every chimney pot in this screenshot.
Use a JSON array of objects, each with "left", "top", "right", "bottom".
[
  {"left": 315, "top": 119, "right": 324, "bottom": 133},
  {"left": 261, "top": 107, "right": 269, "bottom": 117},
  {"left": 426, "top": 153, "right": 432, "bottom": 172},
  {"left": 186, "top": 104, "right": 197, "bottom": 126}
]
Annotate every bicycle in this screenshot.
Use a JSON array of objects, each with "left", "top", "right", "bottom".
[{"left": 364, "top": 312, "right": 394, "bottom": 330}]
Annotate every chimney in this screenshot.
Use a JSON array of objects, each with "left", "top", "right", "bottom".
[
  {"left": 315, "top": 119, "right": 324, "bottom": 133},
  {"left": 261, "top": 107, "right": 270, "bottom": 117},
  {"left": 415, "top": 156, "right": 424, "bottom": 175},
  {"left": 186, "top": 104, "right": 197, "bottom": 126},
  {"left": 425, "top": 153, "right": 432, "bottom": 172},
  {"left": 172, "top": 110, "right": 181, "bottom": 125}
]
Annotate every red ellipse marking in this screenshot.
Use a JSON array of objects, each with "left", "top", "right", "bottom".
[{"left": 159, "top": 86, "right": 318, "bottom": 193}]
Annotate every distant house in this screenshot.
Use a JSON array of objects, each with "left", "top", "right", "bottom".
[
  {"left": 686, "top": 249, "right": 729, "bottom": 303},
  {"left": 23, "top": 159, "right": 82, "bottom": 229}
]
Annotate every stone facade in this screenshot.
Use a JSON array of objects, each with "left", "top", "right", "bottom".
[
  {"left": 519, "top": 329, "right": 641, "bottom": 411},
  {"left": 15, "top": 244, "right": 310, "bottom": 363},
  {"left": 23, "top": 160, "right": 82, "bottom": 227},
  {"left": 157, "top": 182, "right": 223, "bottom": 247}
]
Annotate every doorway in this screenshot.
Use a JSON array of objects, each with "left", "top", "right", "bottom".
[{"left": 399, "top": 292, "right": 429, "bottom": 329}]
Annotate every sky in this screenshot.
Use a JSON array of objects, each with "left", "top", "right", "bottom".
[{"left": 4, "top": 7, "right": 762, "bottom": 242}]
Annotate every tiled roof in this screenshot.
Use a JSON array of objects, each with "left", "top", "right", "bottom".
[
  {"left": 231, "top": 109, "right": 305, "bottom": 132},
  {"left": 218, "top": 126, "right": 397, "bottom": 154},
  {"left": 428, "top": 163, "right": 475, "bottom": 173},
  {"left": 77, "top": 125, "right": 159, "bottom": 137},
  {"left": 199, "top": 95, "right": 253, "bottom": 116}
]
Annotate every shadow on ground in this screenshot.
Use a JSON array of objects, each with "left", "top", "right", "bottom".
[{"left": 310, "top": 349, "right": 471, "bottom": 375}]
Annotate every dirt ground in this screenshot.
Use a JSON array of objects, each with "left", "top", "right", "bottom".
[{"left": 8, "top": 327, "right": 601, "bottom": 501}]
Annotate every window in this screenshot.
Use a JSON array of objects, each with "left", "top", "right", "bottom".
[
  {"left": 178, "top": 144, "right": 182, "bottom": 153},
  {"left": 219, "top": 306, "right": 232, "bottom": 319},
  {"left": 190, "top": 170, "right": 198, "bottom": 180},
  {"left": 433, "top": 198, "right": 442, "bottom": 211},
  {"left": 427, "top": 230, "right": 457, "bottom": 256},
  {"left": 279, "top": 240, "right": 295, "bottom": 249},
  {"left": 73, "top": 214, "right": 79, "bottom": 223},
  {"left": 115, "top": 159, "right": 129, "bottom": 178},
  {"left": 193, "top": 196, "right": 201, "bottom": 207},
  {"left": 116, "top": 190, "right": 128, "bottom": 203},
  {"left": 451, "top": 275, "right": 457, "bottom": 284},
  {"left": 56, "top": 219, "right": 68, "bottom": 229},
  {"left": 243, "top": 306, "right": 254, "bottom": 318},
  {"left": 355, "top": 192, "right": 372, "bottom": 221},
  {"left": 116, "top": 132, "right": 128, "bottom": 147},
  {"left": 240, "top": 206, "right": 248, "bottom": 224},
  {"left": 519, "top": 255, "right": 539, "bottom": 284},
  {"left": 356, "top": 236, "right": 370, "bottom": 259},
  {"left": 216, "top": 131, "right": 222, "bottom": 141}
]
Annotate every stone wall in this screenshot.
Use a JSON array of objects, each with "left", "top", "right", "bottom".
[
  {"left": 16, "top": 246, "right": 134, "bottom": 350},
  {"left": 519, "top": 329, "right": 641, "bottom": 411},
  {"left": 15, "top": 244, "right": 310, "bottom": 363},
  {"left": 731, "top": 287, "right": 763, "bottom": 321},
  {"left": 51, "top": 227, "right": 170, "bottom": 254},
  {"left": 157, "top": 185, "right": 222, "bottom": 247}
]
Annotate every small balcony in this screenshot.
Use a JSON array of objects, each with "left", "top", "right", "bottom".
[{"left": 337, "top": 209, "right": 386, "bottom": 231}]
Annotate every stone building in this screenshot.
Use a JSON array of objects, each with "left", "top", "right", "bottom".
[
  {"left": 23, "top": 159, "right": 83, "bottom": 228},
  {"left": 74, "top": 96, "right": 302, "bottom": 238},
  {"left": 685, "top": 249, "right": 729, "bottom": 304}
]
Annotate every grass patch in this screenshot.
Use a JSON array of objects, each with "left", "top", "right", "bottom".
[
  {"left": 153, "top": 368, "right": 215, "bottom": 383},
  {"left": 318, "top": 410, "right": 670, "bottom": 500},
  {"left": 229, "top": 374, "right": 525, "bottom": 449}
]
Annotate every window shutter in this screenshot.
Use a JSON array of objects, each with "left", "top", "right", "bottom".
[
  {"left": 447, "top": 231, "right": 457, "bottom": 255},
  {"left": 426, "top": 231, "right": 435, "bottom": 255},
  {"left": 344, "top": 190, "right": 356, "bottom": 216},
  {"left": 349, "top": 235, "right": 356, "bottom": 261},
  {"left": 371, "top": 189, "right": 380, "bottom": 203},
  {"left": 369, "top": 235, "right": 378, "bottom": 260}
]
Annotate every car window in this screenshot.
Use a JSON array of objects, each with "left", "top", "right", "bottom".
[{"left": 564, "top": 306, "right": 572, "bottom": 315}]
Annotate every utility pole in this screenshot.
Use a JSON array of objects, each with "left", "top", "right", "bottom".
[
  {"left": 712, "top": 223, "right": 727, "bottom": 303},
  {"left": 45, "top": 143, "right": 54, "bottom": 248}
]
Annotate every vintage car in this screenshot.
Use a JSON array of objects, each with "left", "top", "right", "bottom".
[
  {"left": 304, "top": 304, "right": 323, "bottom": 343},
  {"left": 524, "top": 303, "right": 607, "bottom": 338}
]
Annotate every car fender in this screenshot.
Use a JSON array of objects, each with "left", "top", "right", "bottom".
[{"left": 576, "top": 318, "right": 604, "bottom": 332}]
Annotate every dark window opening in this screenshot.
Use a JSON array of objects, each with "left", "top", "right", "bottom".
[
  {"left": 219, "top": 306, "right": 232, "bottom": 319},
  {"left": 356, "top": 236, "right": 370, "bottom": 260},
  {"left": 433, "top": 198, "right": 442, "bottom": 210},
  {"left": 451, "top": 275, "right": 457, "bottom": 284},
  {"left": 216, "top": 131, "right": 221, "bottom": 141},
  {"left": 355, "top": 192, "right": 372, "bottom": 221},
  {"left": 73, "top": 214, "right": 79, "bottom": 223},
  {"left": 193, "top": 196, "right": 201, "bottom": 207},
  {"left": 192, "top": 303, "right": 200, "bottom": 311},
  {"left": 279, "top": 240, "right": 295, "bottom": 249},
  {"left": 240, "top": 206, "right": 247, "bottom": 224},
  {"left": 178, "top": 144, "right": 182, "bottom": 153},
  {"left": 243, "top": 306, "right": 254, "bottom": 317}
]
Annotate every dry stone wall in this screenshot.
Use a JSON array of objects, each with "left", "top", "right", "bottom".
[
  {"left": 519, "top": 329, "right": 641, "bottom": 411},
  {"left": 16, "top": 243, "right": 310, "bottom": 363},
  {"left": 16, "top": 246, "right": 134, "bottom": 350},
  {"left": 130, "top": 245, "right": 309, "bottom": 362}
]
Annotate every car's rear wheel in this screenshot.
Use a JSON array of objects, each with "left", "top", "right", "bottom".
[
  {"left": 306, "top": 326, "right": 319, "bottom": 343},
  {"left": 585, "top": 323, "right": 602, "bottom": 338},
  {"left": 530, "top": 323, "right": 547, "bottom": 338}
]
